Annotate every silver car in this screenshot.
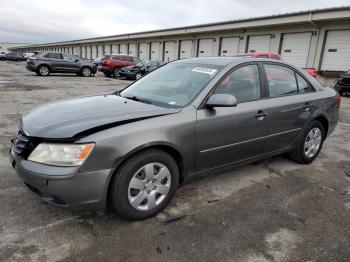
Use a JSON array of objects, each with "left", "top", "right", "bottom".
[{"left": 10, "top": 57, "right": 340, "bottom": 220}]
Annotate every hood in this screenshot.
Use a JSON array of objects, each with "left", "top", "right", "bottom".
[{"left": 21, "top": 94, "right": 180, "bottom": 139}]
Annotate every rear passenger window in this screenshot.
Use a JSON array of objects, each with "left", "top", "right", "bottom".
[
  {"left": 214, "top": 64, "right": 260, "bottom": 103},
  {"left": 264, "top": 64, "right": 297, "bottom": 97},
  {"left": 296, "top": 74, "right": 313, "bottom": 93},
  {"left": 123, "top": 56, "right": 133, "bottom": 62},
  {"left": 112, "top": 55, "right": 121, "bottom": 60},
  {"left": 257, "top": 55, "right": 269, "bottom": 58},
  {"left": 48, "top": 53, "right": 61, "bottom": 59}
]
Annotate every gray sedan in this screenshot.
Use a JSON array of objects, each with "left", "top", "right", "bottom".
[{"left": 10, "top": 57, "right": 340, "bottom": 220}]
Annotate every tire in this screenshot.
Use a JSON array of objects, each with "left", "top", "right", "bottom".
[
  {"left": 81, "top": 67, "right": 92, "bottom": 77},
  {"left": 135, "top": 73, "right": 142, "bottom": 80},
  {"left": 113, "top": 68, "right": 120, "bottom": 77},
  {"left": 37, "top": 65, "right": 50, "bottom": 76},
  {"left": 104, "top": 72, "right": 111, "bottom": 77},
  {"left": 0, "top": 57, "right": 5, "bottom": 61},
  {"left": 339, "top": 90, "right": 344, "bottom": 96},
  {"left": 110, "top": 149, "right": 179, "bottom": 220},
  {"left": 289, "top": 120, "right": 325, "bottom": 164},
  {"left": 16, "top": 58, "right": 21, "bottom": 62}
]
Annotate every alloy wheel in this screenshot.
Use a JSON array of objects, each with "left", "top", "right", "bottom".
[
  {"left": 39, "top": 66, "right": 49, "bottom": 76},
  {"left": 128, "top": 162, "right": 171, "bottom": 211},
  {"left": 304, "top": 127, "right": 322, "bottom": 158},
  {"left": 82, "top": 67, "right": 91, "bottom": 77}
]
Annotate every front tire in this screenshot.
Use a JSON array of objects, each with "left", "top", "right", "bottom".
[
  {"left": 110, "top": 149, "right": 179, "bottom": 220},
  {"left": 339, "top": 89, "right": 344, "bottom": 96},
  {"left": 37, "top": 65, "right": 50, "bottom": 76},
  {"left": 289, "top": 120, "right": 325, "bottom": 164},
  {"left": 81, "top": 67, "right": 92, "bottom": 77},
  {"left": 113, "top": 68, "right": 120, "bottom": 77}
]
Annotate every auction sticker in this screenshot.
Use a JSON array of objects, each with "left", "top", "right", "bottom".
[{"left": 192, "top": 67, "right": 217, "bottom": 75}]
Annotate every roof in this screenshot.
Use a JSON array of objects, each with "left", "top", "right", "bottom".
[{"left": 12, "top": 6, "right": 350, "bottom": 49}]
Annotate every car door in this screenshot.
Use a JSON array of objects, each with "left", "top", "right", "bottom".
[
  {"left": 195, "top": 63, "right": 270, "bottom": 171},
  {"left": 261, "top": 63, "right": 315, "bottom": 152},
  {"left": 61, "top": 53, "right": 80, "bottom": 72},
  {"left": 44, "top": 53, "right": 64, "bottom": 72}
]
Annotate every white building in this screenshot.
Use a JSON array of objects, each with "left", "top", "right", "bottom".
[{"left": 0, "top": 43, "right": 32, "bottom": 54}]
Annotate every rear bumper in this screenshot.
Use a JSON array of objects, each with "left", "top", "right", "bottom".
[{"left": 11, "top": 153, "right": 112, "bottom": 212}]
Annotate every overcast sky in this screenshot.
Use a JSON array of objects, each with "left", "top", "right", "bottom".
[{"left": 0, "top": 0, "right": 349, "bottom": 44}]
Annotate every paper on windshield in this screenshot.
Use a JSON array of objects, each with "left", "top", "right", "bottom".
[{"left": 192, "top": 67, "right": 217, "bottom": 75}]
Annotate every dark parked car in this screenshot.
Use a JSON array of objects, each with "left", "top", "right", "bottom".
[
  {"left": 3, "top": 53, "right": 26, "bottom": 61},
  {"left": 335, "top": 70, "right": 350, "bottom": 96},
  {"left": 26, "top": 52, "right": 97, "bottom": 76},
  {"left": 10, "top": 57, "right": 340, "bottom": 220},
  {"left": 98, "top": 54, "right": 140, "bottom": 77},
  {"left": 119, "top": 60, "right": 166, "bottom": 80}
]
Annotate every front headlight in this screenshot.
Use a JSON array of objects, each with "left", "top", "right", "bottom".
[{"left": 28, "top": 143, "right": 95, "bottom": 166}]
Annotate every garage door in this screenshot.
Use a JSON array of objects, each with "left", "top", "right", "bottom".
[
  {"left": 164, "top": 41, "right": 176, "bottom": 62},
  {"left": 139, "top": 43, "right": 149, "bottom": 60},
  {"left": 92, "top": 46, "right": 97, "bottom": 58},
  {"left": 321, "top": 30, "right": 350, "bottom": 71},
  {"left": 86, "top": 46, "right": 91, "bottom": 59},
  {"left": 128, "top": 43, "right": 137, "bottom": 56},
  {"left": 198, "top": 39, "right": 215, "bottom": 57},
  {"left": 151, "top": 42, "right": 161, "bottom": 60},
  {"left": 281, "top": 32, "right": 312, "bottom": 67},
  {"left": 104, "top": 44, "right": 111, "bottom": 54},
  {"left": 179, "top": 40, "right": 193, "bottom": 59},
  {"left": 81, "top": 47, "right": 86, "bottom": 58},
  {"left": 97, "top": 45, "right": 103, "bottom": 57},
  {"left": 248, "top": 35, "right": 271, "bottom": 53},
  {"left": 120, "top": 44, "right": 128, "bottom": 54},
  {"left": 220, "top": 37, "right": 240, "bottom": 56},
  {"left": 111, "top": 44, "right": 118, "bottom": 54}
]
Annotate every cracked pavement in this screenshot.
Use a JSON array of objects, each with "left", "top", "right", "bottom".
[{"left": 0, "top": 61, "right": 350, "bottom": 261}]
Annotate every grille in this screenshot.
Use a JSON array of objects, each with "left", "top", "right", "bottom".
[{"left": 11, "top": 131, "right": 37, "bottom": 159}]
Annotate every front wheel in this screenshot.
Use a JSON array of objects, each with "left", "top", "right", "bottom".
[
  {"left": 135, "top": 73, "right": 143, "bottom": 80},
  {"left": 37, "top": 65, "right": 50, "bottom": 76},
  {"left": 110, "top": 149, "right": 179, "bottom": 220},
  {"left": 113, "top": 68, "right": 120, "bottom": 77},
  {"left": 81, "top": 67, "right": 92, "bottom": 77},
  {"left": 339, "top": 90, "right": 344, "bottom": 96},
  {"left": 289, "top": 120, "right": 325, "bottom": 164}
]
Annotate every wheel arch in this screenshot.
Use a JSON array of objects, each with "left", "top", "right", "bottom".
[
  {"left": 314, "top": 114, "right": 329, "bottom": 138},
  {"left": 105, "top": 142, "right": 186, "bottom": 209}
]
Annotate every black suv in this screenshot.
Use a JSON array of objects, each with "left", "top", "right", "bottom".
[
  {"left": 335, "top": 71, "right": 350, "bottom": 96},
  {"left": 3, "top": 53, "right": 26, "bottom": 61},
  {"left": 26, "top": 52, "right": 97, "bottom": 76}
]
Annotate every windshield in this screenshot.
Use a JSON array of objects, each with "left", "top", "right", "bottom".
[{"left": 120, "top": 62, "right": 222, "bottom": 108}]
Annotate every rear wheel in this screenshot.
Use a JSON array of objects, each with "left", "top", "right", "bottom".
[
  {"left": 104, "top": 72, "right": 111, "bottom": 77},
  {"left": 289, "top": 120, "right": 325, "bottom": 164},
  {"left": 110, "top": 149, "right": 179, "bottom": 220},
  {"left": 81, "top": 67, "right": 92, "bottom": 77},
  {"left": 37, "top": 65, "right": 50, "bottom": 76}
]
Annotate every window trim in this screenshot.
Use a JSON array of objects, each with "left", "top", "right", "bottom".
[
  {"left": 262, "top": 62, "right": 316, "bottom": 99},
  {"left": 199, "top": 62, "right": 263, "bottom": 109}
]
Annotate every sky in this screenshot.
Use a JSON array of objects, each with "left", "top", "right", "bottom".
[{"left": 0, "top": 0, "right": 349, "bottom": 44}]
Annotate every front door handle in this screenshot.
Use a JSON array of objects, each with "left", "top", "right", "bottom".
[{"left": 255, "top": 110, "right": 268, "bottom": 119}]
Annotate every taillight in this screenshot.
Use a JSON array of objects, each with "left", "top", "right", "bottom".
[{"left": 336, "top": 95, "right": 341, "bottom": 109}]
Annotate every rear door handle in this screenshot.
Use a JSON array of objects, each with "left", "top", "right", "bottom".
[{"left": 255, "top": 110, "right": 268, "bottom": 119}]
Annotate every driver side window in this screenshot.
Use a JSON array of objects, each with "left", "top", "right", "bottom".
[{"left": 214, "top": 64, "right": 261, "bottom": 103}]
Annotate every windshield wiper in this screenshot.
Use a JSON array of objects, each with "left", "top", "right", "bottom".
[{"left": 123, "top": 95, "right": 153, "bottom": 104}]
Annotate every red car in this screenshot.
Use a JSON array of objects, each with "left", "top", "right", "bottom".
[
  {"left": 98, "top": 54, "right": 141, "bottom": 77},
  {"left": 236, "top": 52, "right": 318, "bottom": 78}
]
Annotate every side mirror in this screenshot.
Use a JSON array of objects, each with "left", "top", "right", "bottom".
[{"left": 206, "top": 94, "right": 238, "bottom": 107}]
